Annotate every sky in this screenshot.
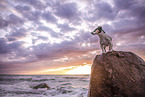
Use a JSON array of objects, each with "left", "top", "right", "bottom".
[{"left": 0, "top": 0, "right": 145, "bottom": 75}]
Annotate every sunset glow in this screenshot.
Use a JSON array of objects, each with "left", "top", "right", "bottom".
[
  {"left": 37, "top": 66, "right": 76, "bottom": 74},
  {"left": 34, "top": 64, "right": 92, "bottom": 75},
  {"left": 66, "top": 64, "right": 91, "bottom": 75}
]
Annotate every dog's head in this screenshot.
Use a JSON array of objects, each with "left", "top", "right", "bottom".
[
  {"left": 94, "top": 26, "right": 102, "bottom": 32},
  {"left": 91, "top": 26, "right": 102, "bottom": 35}
]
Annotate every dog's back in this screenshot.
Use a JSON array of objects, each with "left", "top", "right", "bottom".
[{"left": 97, "top": 31, "right": 112, "bottom": 45}]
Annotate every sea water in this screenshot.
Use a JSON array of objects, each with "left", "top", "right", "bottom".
[{"left": 0, "top": 75, "right": 90, "bottom": 97}]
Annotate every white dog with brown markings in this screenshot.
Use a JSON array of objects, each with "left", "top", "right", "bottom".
[{"left": 91, "top": 26, "right": 113, "bottom": 53}]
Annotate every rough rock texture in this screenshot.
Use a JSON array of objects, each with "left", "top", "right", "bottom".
[
  {"left": 88, "top": 51, "right": 145, "bottom": 97},
  {"left": 31, "top": 83, "right": 50, "bottom": 90}
]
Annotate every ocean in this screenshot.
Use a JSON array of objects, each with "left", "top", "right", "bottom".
[{"left": 0, "top": 75, "right": 90, "bottom": 97}]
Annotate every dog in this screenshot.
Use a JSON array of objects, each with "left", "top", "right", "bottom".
[{"left": 91, "top": 26, "right": 113, "bottom": 53}]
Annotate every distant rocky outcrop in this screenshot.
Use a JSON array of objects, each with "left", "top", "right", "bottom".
[
  {"left": 88, "top": 51, "right": 145, "bottom": 97},
  {"left": 31, "top": 83, "right": 50, "bottom": 90}
]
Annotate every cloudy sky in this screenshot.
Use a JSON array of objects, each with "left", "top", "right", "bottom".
[{"left": 0, "top": 0, "right": 145, "bottom": 75}]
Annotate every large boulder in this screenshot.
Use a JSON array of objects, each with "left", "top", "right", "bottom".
[{"left": 88, "top": 51, "right": 145, "bottom": 97}]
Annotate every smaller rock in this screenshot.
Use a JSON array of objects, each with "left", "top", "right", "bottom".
[
  {"left": 32, "top": 83, "right": 50, "bottom": 90},
  {"left": 57, "top": 87, "right": 73, "bottom": 94}
]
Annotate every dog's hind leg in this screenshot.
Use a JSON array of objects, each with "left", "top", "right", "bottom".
[{"left": 109, "top": 43, "right": 113, "bottom": 52}]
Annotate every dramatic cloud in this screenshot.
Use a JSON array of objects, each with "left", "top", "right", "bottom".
[
  {"left": 85, "top": 2, "right": 116, "bottom": 22},
  {"left": 8, "top": 28, "right": 27, "bottom": 38},
  {"left": 0, "top": 17, "right": 8, "bottom": 28},
  {"left": 57, "top": 23, "right": 76, "bottom": 32},
  {"left": 0, "top": 0, "right": 144, "bottom": 74},
  {"left": 0, "top": 38, "right": 24, "bottom": 54},
  {"left": 42, "top": 11, "right": 57, "bottom": 23},
  {"left": 37, "top": 26, "right": 60, "bottom": 37},
  {"left": 0, "top": 38, "right": 9, "bottom": 54},
  {"left": 114, "top": 0, "right": 132, "bottom": 10},
  {"left": 15, "top": 5, "right": 41, "bottom": 21},
  {"left": 55, "top": 2, "right": 79, "bottom": 20},
  {"left": 0, "top": 14, "right": 24, "bottom": 28},
  {"left": 20, "top": 0, "right": 46, "bottom": 10}
]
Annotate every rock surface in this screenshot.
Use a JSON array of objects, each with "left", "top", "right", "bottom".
[
  {"left": 31, "top": 83, "right": 50, "bottom": 90},
  {"left": 88, "top": 51, "right": 145, "bottom": 97}
]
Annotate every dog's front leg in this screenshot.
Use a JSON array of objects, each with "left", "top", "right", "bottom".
[
  {"left": 101, "top": 44, "right": 105, "bottom": 53},
  {"left": 104, "top": 45, "right": 107, "bottom": 52}
]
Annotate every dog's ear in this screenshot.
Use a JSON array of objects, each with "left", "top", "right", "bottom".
[
  {"left": 102, "top": 30, "right": 105, "bottom": 33},
  {"left": 91, "top": 32, "right": 95, "bottom": 35}
]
